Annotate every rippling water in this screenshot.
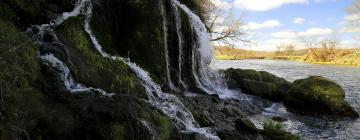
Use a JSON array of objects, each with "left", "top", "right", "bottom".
[{"left": 215, "top": 59, "right": 360, "bottom": 140}]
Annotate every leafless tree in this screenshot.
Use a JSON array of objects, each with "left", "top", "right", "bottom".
[
  {"left": 301, "top": 33, "right": 338, "bottom": 62},
  {"left": 197, "top": 0, "right": 249, "bottom": 46}
]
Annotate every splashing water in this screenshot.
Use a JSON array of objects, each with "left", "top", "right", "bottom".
[
  {"left": 171, "top": 0, "right": 239, "bottom": 99},
  {"left": 27, "top": 0, "right": 113, "bottom": 96}
]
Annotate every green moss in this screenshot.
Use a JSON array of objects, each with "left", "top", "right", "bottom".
[
  {"left": 242, "top": 79, "right": 278, "bottom": 98},
  {"left": 111, "top": 124, "right": 126, "bottom": 140},
  {"left": 90, "top": 0, "right": 166, "bottom": 83},
  {"left": 285, "top": 76, "right": 358, "bottom": 117},
  {"left": 55, "top": 17, "right": 145, "bottom": 96},
  {"left": 262, "top": 120, "right": 301, "bottom": 140}
]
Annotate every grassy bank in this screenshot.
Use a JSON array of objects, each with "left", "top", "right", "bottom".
[{"left": 215, "top": 46, "right": 360, "bottom": 66}]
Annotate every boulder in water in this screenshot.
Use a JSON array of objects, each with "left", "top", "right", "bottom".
[
  {"left": 284, "top": 76, "right": 359, "bottom": 117},
  {"left": 223, "top": 68, "right": 291, "bottom": 101}
]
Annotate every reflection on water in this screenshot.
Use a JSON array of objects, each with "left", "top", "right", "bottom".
[{"left": 215, "top": 59, "right": 360, "bottom": 140}]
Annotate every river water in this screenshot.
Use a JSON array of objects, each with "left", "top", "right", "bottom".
[{"left": 215, "top": 59, "right": 360, "bottom": 140}]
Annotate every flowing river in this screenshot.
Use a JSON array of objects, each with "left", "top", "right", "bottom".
[{"left": 215, "top": 59, "right": 360, "bottom": 140}]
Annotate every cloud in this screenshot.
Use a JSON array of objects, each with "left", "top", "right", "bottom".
[
  {"left": 211, "top": 0, "right": 231, "bottom": 9},
  {"left": 271, "top": 28, "right": 333, "bottom": 39},
  {"left": 298, "top": 28, "right": 333, "bottom": 37},
  {"left": 293, "top": 17, "right": 305, "bottom": 24},
  {"left": 271, "top": 30, "right": 298, "bottom": 38},
  {"left": 245, "top": 20, "right": 281, "bottom": 30},
  {"left": 233, "top": 0, "right": 308, "bottom": 12},
  {"left": 313, "top": 0, "right": 337, "bottom": 3}
]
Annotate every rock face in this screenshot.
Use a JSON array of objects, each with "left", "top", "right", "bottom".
[
  {"left": 285, "top": 76, "right": 359, "bottom": 117},
  {"left": 224, "top": 68, "right": 291, "bottom": 101}
]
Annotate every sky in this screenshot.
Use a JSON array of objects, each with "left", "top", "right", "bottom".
[{"left": 211, "top": 0, "right": 360, "bottom": 51}]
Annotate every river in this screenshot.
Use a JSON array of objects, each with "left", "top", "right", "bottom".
[{"left": 215, "top": 59, "right": 360, "bottom": 140}]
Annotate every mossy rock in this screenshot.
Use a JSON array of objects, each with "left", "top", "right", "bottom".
[
  {"left": 54, "top": 17, "right": 145, "bottom": 97},
  {"left": 259, "top": 71, "right": 291, "bottom": 92},
  {"left": 242, "top": 79, "right": 278, "bottom": 100},
  {"left": 284, "top": 76, "right": 359, "bottom": 117},
  {"left": 224, "top": 68, "right": 262, "bottom": 88},
  {"left": 234, "top": 118, "right": 258, "bottom": 133},
  {"left": 261, "top": 120, "right": 301, "bottom": 140},
  {"left": 223, "top": 68, "right": 291, "bottom": 101}
]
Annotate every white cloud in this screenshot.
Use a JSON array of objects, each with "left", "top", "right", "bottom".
[
  {"left": 341, "top": 27, "right": 360, "bottom": 33},
  {"left": 271, "top": 30, "right": 298, "bottom": 38},
  {"left": 245, "top": 20, "right": 281, "bottom": 30},
  {"left": 293, "top": 17, "right": 305, "bottom": 24},
  {"left": 313, "top": 0, "right": 337, "bottom": 3},
  {"left": 211, "top": 0, "right": 231, "bottom": 9},
  {"left": 298, "top": 28, "right": 333, "bottom": 37},
  {"left": 233, "top": 0, "right": 308, "bottom": 12},
  {"left": 271, "top": 28, "right": 332, "bottom": 39}
]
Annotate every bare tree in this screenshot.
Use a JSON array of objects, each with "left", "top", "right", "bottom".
[
  {"left": 197, "top": 0, "right": 249, "bottom": 46},
  {"left": 301, "top": 33, "right": 338, "bottom": 62},
  {"left": 284, "top": 44, "right": 295, "bottom": 56}
]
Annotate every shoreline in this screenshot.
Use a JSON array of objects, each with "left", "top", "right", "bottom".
[{"left": 216, "top": 57, "right": 360, "bottom": 67}]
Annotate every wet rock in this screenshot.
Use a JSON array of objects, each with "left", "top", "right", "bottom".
[
  {"left": 242, "top": 79, "right": 278, "bottom": 99},
  {"left": 181, "top": 132, "right": 206, "bottom": 140},
  {"left": 285, "top": 76, "right": 359, "bottom": 117},
  {"left": 42, "top": 31, "right": 59, "bottom": 42},
  {"left": 234, "top": 118, "right": 258, "bottom": 133},
  {"left": 195, "top": 111, "right": 215, "bottom": 127},
  {"left": 271, "top": 116, "right": 288, "bottom": 122},
  {"left": 223, "top": 68, "right": 291, "bottom": 101}
]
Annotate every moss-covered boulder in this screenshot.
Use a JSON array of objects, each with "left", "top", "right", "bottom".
[
  {"left": 223, "top": 68, "right": 291, "bottom": 101},
  {"left": 261, "top": 120, "right": 301, "bottom": 140},
  {"left": 284, "top": 76, "right": 359, "bottom": 117}
]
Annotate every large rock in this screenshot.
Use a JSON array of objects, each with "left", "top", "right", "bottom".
[
  {"left": 224, "top": 68, "right": 291, "bottom": 101},
  {"left": 284, "top": 76, "right": 359, "bottom": 117}
]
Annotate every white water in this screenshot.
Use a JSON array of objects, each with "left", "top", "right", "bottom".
[
  {"left": 172, "top": 3, "right": 188, "bottom": 89},
  {"left": 28, "top": 0, "right": 113, "bottom": 96},
  {"left": 82, "top": 1, "right": 220, "bottom": 139},
  {"left": 160, "top": 1, "right": 177, "bottom": 91},
  {"left": 171, "top": 0, "right": 238, "bottom": 99},
  {"left": 40, "top": 54, "right": 113, "bottom": 96}
]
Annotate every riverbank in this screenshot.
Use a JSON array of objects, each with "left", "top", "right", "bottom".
[
  {"left": 215, "top": 46, "right": 360, "bottom": 66},
  {"left": 216, "top": 55, "right": 360, "bottom": 67}
]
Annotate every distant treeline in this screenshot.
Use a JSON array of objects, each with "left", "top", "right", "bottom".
[{"left": 215, "top": 46, "right": 360, "bottom": 66}]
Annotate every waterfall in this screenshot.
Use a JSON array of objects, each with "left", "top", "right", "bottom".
[
  {"left": 82, "top": 1, "right": 220, "bottom": 139},
  {"left": 171, "top": 0, "right": 237, "bottom": 99},
  {"left": 27, "top": 0, "right": 113, "bottom": 96},
  {"left": 40, "top": 54, "right": 113, "bottom": 96},
  {"left": 160, "top": 1, "right": 177, "bottom": 91},
  {"left": 172, "top": 3, "right": 188, "bottom": 89}
]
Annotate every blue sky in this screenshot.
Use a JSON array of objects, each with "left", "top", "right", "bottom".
[{"left": 212, "top": 0, "right": 360, "bottom": 51}]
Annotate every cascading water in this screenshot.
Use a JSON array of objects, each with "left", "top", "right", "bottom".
[
  {"left": 82, "top": 1, "right": 220, "bottom": 139},
  {"left": 27, "top": 0, "right": 113, "bottom": 96},
  {"left": 160, "top": 1, "right": 177, "bottom": 91},
  {"left": 171, "top": 0, "right": 238, "bottom": 99},
  {"left": 172, "top": 3, "right": 188, "bottom": 89}
]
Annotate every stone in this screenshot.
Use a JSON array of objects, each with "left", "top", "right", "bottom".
[{"left": 284, "top": 76, "right": 359, "bottom": 117}]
